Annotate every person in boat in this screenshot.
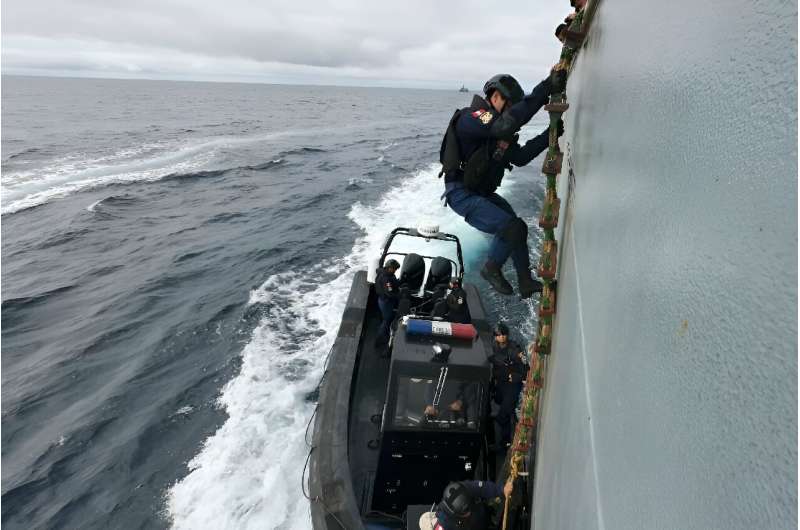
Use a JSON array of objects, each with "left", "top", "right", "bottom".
[
  {"left": 444, "top": 276, "right": 470, "bottom": 323},
  {"left": 423, "top": 400, "right": 466, "bottom": 426},
  {"left": 374, "top": 259, "right": 401, "bottom": 350},
  {"left": 439, "top": 73, "right": 563, "bottom": 298},
  {"left": 418, "top": 480, "right": 513, "bottom": 530},
  {"left": 423, "top": 378, "right": 480, "bottom": 429},
  {"left": 488, "top": 322, "right": 528, "bottom": 447}
]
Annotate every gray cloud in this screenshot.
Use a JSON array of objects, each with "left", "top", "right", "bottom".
[{"left": 2, "top": 0, "right": 571, "bottom": 87}]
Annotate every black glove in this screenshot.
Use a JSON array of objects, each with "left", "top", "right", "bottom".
[{"left": 556, "top": 118, "right": 565, "bottom": 138}]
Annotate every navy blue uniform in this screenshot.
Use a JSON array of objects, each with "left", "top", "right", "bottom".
[
  {"left": 444, "top": 78, "right": 552, "bottom": 271},
  {"left": 450, "top": 79, "right": 552, "bottom": 175},
  {"left": 445, "top": 286, "right": 470, "bottom": 323},
  {"left": 374, "top": 268, "right": 399, "bottom": 347},
  {"left": 435, "top": 481, "right": 504, "bottom": 530},
  {"left": 489, "top": 340, "right": 528, "bottom": 445}
]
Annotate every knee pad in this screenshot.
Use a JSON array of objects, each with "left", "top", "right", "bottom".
[{"left": 501, "top": 217, "right": 528, "bottom": 248}]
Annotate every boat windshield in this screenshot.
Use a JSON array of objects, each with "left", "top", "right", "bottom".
[
  {"left": 384, "top": 233, "right": 461, "bottom": 278},
  {"left": 392, "top": 372, "right": 482, "bottom": 431}
]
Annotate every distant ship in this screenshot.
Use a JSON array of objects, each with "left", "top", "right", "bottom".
[{"left": 459, "top": 84, "right": 469, "bottom": 92}]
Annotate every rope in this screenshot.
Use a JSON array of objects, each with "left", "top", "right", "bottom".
[
  {"left": 503, "top": 5, "right": 590, "bottom": 529},
  {"left": 302, "top": 446, "right": 349, "bottom": 530},
  {"left": 301, "top": 446, "right": 315, "bottom": 501},
  {"left": 305, "top": 404, "right": 318, "bottom": 447},
  {"left": 301, "top": 341, "right": 352, "bottom": 529}
]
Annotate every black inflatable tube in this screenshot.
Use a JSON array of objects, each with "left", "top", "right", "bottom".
[{"left": 309, "top": 271, "right": 369, "bottom": 530}]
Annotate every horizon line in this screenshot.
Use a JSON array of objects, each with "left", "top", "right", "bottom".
[{"left": 1, "top": 71, "right": 481, "bottom": 92}]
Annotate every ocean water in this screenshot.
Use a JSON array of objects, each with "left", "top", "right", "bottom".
[{"left": 1, "top": 75, "right": 549, "bottom": 529}]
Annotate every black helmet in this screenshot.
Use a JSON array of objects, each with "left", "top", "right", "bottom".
[
  {"left": 493, "top": 321, "right": 509, "bottom": 336},
  {"left": 483, "top": 74, "right": 524, "bottom": 105},
  {"left": 384, "top": 259, "right": 400, "bottom": 270},
  {"left": 449, "top": 276, "right": 461, "bottom": 287},
  {"left": 439, "top": 482, "right": 472, "bottom": 519}
]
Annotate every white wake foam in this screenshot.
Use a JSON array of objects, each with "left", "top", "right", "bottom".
[
  {"left": 1, "top": 141, "right": 217, "bottom": 215},
  {"left": 165, "top": 164, "right": 536, "bottom": 529},
  {"left": 1, "top": 127, "right": 335, "bottom": 215}
]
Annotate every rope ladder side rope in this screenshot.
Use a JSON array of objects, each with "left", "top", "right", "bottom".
[{"left": 501, "top": 3, "right": 592, "bottom": 529}]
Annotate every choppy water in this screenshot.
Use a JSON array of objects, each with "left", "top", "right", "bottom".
[{"left": 1, "top": 75, "right": 548, "bottom": 529}]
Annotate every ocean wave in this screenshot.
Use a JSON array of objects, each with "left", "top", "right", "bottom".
[
  {"left": 202, "top": 212, "right": 247, "bottom": 225},
  {"left": 1, "top": 146, "right": 218, "bottom": 216},
  {"left": 2, "top": 285, "right": 77, "bottom": 311},
  {"left": 277, "top": 146, "right": 328, "bottom": 157},
  {"left": 0, "top": 132, "right": 314, "bottom": 215},
  {"left": 173, "top": 251, "right": 208, "bottom": 264},
  {"left": 34, "top": 228, "right": 92, "bottom": 250},
  {"left": 4, "top": 146, "right": 46, "bottom": 162},
  {"left": 345, "top": 176, "right": 374, "bottom": 191},
  {"left": 244, "top": 159, "right": 285, "bottom": 171},
  {"left": 0, "top": 121, "right": 386, "bottom": 216},
  {"left": 87, "top": 194, "right": 141, "bottom": 213},
  {"left": 298, "top": 191, "right": 336, "bottom": 209},
  {"left": 165, "top": 164, "right": 490, "bottom": 530}
]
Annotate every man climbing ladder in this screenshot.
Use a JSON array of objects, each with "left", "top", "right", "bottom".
[{"left": 439, "top": 72, "right": 563, "bottom": 298}]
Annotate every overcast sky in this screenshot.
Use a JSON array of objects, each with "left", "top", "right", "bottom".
[{"left": 2, "top": 1, "right": 570, "bottom": 88}]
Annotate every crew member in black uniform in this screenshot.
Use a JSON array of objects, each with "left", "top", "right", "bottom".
[
  {"left": 439, "top": 73, "right": 564, "bottom": 298},
  {"left": 418, "top": 480, "right": 513, "bottom": 530},
  {"left": 374, "top": 259, "right": 400, "bottom": 350},
  {"left": 489, "top": 322, "right": 528, "bottom": 447},
  {"left": 444, "top": 276, "right": 470, "bottom": 323}
]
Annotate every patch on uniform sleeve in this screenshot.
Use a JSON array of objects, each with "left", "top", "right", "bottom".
[{"left": 471, "top": 109, "right": 493, "bottom": 124}]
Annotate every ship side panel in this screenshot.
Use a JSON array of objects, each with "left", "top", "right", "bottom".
[{"left": 535, "top": 1, "right": 797, "bottom": 529}]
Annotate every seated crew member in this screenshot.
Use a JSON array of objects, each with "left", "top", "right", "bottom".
[
  {"left": 444, "top": 276, "right": 470, "bottom": 323},
  {"left": 439, "top": 73, "right": 564, "bottom": 298},
  {"left": 488, "top": 322, "right": 528, "bottom": 447},
  {"left": 374, "top": 259, "right": 400, "bottom": 350},
  {"left": 418, "top": 480, "right": 513, "bottom": 530},
  {"left": 423, "top": 379, "right": 478, "bottom": 428},
  {"left": 423, "top": 401, "right": 466, "bottom": 426}
]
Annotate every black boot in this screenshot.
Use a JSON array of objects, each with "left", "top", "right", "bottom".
[
  {"left": 480, "top": 260, "right": 513, "bottom": 295},
  {"left": 517, "top": 269, "right": 543, "bottom": 299}
]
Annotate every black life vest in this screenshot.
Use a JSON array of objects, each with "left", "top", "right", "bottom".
[
  {"left": 438, "top": 108, "right": 464, "bottom": 179},
  {"left": 438, "top": 97, "right": 513, "bottom": 196},
  {"left": 375, "top": 268, "right": 399, "bottom": 300}
]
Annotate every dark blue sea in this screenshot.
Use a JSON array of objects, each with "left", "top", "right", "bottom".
[{"left": 1, "top": 75, "right": 549, "bottom": 529}]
